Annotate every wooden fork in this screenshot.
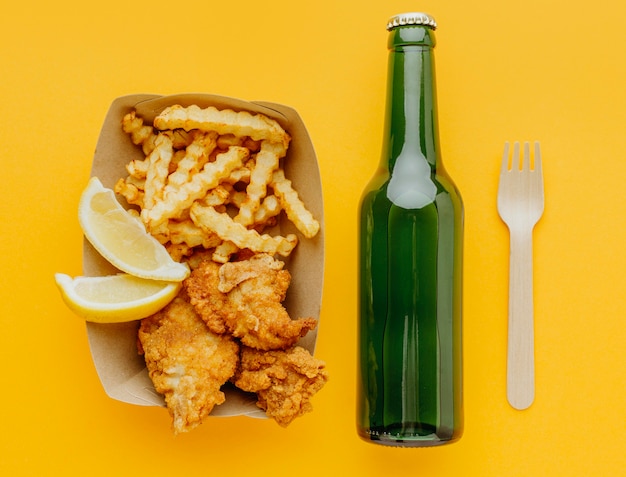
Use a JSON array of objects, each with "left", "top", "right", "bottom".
[{"left": 497, "top": 142, "right": 544, "bottom": 410}]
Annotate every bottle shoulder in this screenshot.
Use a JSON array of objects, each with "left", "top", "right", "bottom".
[
  {"left": 361, "top": 169, "right": 461, "bottom": 199},
  {"left": 362, "top": 169, "right": 389, "bottom": 194},
  {"left": 361, "top": 177, "right": 461, "bottom": 214}
]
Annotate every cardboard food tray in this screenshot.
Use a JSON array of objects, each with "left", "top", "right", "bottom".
[{"left": 84, "top": 93, "right": 325, "bottom": 418}]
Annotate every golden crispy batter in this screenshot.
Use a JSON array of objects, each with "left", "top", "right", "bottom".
[
  {"left": 138, "top": 290, "right": 239, "bottom": 434},
  {"left": 234, "top": 346, "right": 328, "bottom": 427},
  {"left": 182, "top": 259, "right": 230, "bottom": 335},
  {"left": 184, "top": 254, "right": 317, "bottom": 350}
]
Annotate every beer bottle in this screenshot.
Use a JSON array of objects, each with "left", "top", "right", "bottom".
[{"left": 357, "top": 12, "right": 464, "bottom": 447}]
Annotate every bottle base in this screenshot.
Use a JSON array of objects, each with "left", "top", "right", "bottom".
[{"left": 357, "top": 427, "right": 461, "bottom": 448}]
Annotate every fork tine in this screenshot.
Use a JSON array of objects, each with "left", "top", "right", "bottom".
[
  {"left": 501, "top": 142, "right": 510, "bottom": 172},
  {"left": 533, "top": 142, "right": 545, "bottom": 208},
  {"left": 534, "top": 141, "right": 542, "bottom": 174},
  {"left": 523, "top": 142, "right": 530, "bottom": 170},
  {"left": 513, "top": 142, "right": 520, "bottom": 171}
]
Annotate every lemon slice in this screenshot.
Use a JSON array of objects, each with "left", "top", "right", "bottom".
[
  {"left": 55, "top": 273, "right": 181, "bottom": 323},
  {"left": 79, "top": 177, "right": 189, "bottom": 282}
]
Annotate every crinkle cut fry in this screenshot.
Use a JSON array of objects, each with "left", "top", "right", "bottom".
[
  {"left": 166, "top": 131, "right": 218, "bottom": 189},
  {"left": 167, "top": 219, "right": 222, "bottom": 249},
  {"left": 142, "top": 146, "right": 249, "bottom": 229},
  {"left": 271, "top": 169, "right": 320, "bottom": 239},
  {"left": 235, "top": 140, "right": 286, "bottom": 226},
  {"left": 143, "top": 132, "right": 174, "bottom": 210},
  {"left": 229, "top": 191, "right": 281, "bottom": 225},
  {"left": 154, "top": 105, "right": 291, "bottom": 149},
  {"left": 212, "top": 240, "right": 239, "bottom": 264},
  {"left": 190, "top": 203, "right": 298, "bottom": 257},
  {"left": 254, "top": 195, "right": 282, "bottom": 225},
  {"left": 114, "top": 176, "right": 144, "bottom": 207},
  {"left": 122, "top": 110, "right": 157, "bottom": 156}
]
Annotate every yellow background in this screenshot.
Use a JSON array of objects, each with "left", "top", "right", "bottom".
[{"left": 1, "top": 0, "right": 624, "bottom": 475}]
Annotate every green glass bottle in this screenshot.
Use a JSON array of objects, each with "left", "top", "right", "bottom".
[{"left": 357, "top": 12, "right": 463, "bottom": 447}]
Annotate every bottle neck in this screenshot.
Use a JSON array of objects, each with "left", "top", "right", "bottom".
[{"left": 382, "top": 26, "right": 440, "bottom": 173}]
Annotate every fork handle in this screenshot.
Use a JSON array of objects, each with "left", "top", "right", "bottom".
[{"left": 507, "top": 227, "right": 535, "bottom": 410}]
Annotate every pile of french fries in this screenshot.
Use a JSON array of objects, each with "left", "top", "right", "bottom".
[{"left": 115, "top": 104, "right": 320, "bottom": 263}]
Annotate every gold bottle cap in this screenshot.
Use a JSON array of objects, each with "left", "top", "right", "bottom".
[{"left": 386, "top": 12, "right": 437, "bottom": 31}]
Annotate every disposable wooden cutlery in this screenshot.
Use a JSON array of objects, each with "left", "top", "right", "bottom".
[{"left": 497, "top": 141, "right": 544, "bottom": 410}]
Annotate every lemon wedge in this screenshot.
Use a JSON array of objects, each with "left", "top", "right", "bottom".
[
  {"left": 55, "top": 273, "right": 181, "bottom": 323},
  {"left": 78, "top": 177, "right": 189, "bottom": 282}
]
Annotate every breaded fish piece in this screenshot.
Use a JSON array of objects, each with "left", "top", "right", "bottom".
[
  {"left": 233, "top": 345, "right": 329, "bottom": 426},
  {"left": 182, "top": 259, "right": 230, "bottom": 335},
  {"left": 138, "top": 290, "right": 239, "bottom": 434},
  {"left": 185, "top": 254, "right": 317, "bottom": 350}
]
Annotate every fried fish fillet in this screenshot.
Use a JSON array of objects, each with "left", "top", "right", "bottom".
[
  {"left": 138, "top": 290, "right": 239, "bottom": 434},
  {"left": 233, "top": 345, "right": 329, "bottom": 426},
  {"left": 184, "top": 253, "right": 317, "bottom": 350}
]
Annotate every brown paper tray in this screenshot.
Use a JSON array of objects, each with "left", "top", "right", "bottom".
[{"left": 83, "top": 93, "right": 324, "bottom": 417}]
